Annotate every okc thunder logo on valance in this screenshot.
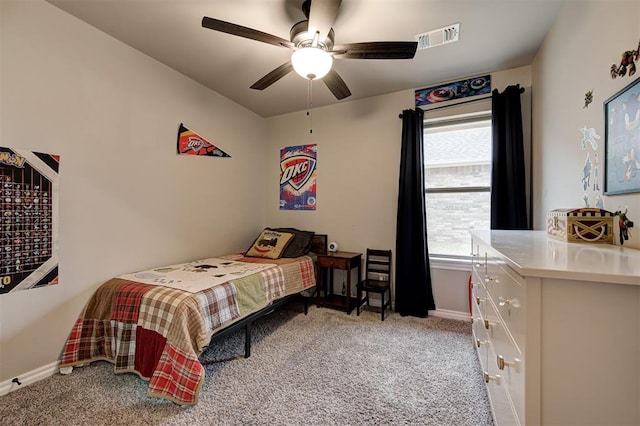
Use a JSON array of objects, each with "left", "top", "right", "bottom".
[
  {"left": 280, "top": 144, "right": 317, "bottom": 211},
  {"left": 177, "top": 123, "right": 231, "bottom": 157}
]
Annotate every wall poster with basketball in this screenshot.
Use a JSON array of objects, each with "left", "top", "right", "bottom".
[
  {"left": 0, "top": 147, "right": 59, "bottom": 294},
  {"left": 279, "top": 144, "right": 317, "bottom": 211}
]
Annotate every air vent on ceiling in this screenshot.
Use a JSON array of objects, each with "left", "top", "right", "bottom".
[{"left": 415, "top": 23, "right": 460, "bottom": 51}]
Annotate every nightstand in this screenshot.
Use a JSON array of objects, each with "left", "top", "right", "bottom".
[{"left": 315, "top": 251, "right": 362, "bottom": 314}]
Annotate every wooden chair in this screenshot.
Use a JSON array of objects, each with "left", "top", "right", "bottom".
[{"left": 356, "top": 249, "right": 392, "bottom": 320}]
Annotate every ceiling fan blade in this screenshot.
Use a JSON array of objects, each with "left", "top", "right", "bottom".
[
  {"left": 202, "top": 17, "right": 294, "bottom": 49},
  {"left": 308, "top": 0, "right": 342, "bottom": 41},
  {"left": 323, "top": 69, "right": 351, "bottom": 100},
  {"left": 332, "top": 41, "right": 418, "bottom": 59},
  {"left": 250, "top": 62, "right": 294, "bottom": 90}
]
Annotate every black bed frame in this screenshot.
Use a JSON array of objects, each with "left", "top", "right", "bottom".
[
  {"left": 207, "top": 293, "right": 308, "bottom": 358},
  {"left": 207, "top": 233, "right": 326, "bottom": 358}
]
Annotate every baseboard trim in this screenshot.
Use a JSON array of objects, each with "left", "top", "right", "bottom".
[
  {"left": 429, "top": 308, "right": 471, "bottom": 322},
  {"left": 387, "top": 302, "right": 469, "bottom": 322},
  {"left": 0, "top": 361, "right": 59, "bottom": 397}
]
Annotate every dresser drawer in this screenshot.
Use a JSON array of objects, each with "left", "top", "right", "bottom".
[
  {"left": 492, "top": 331, "right": 524, "bottom": 423},
  {"left": 471, "top": 296, "right": 490, "bottom": 373},
  {"left": 472, "top": 313, "right": 489, "bottom": 373},
  {"left": 485, "top": 342, "right": 521, "bottom": 426},
  {"left": 485, "top": 258, "right": 525, "bottom": 351},
  {"left": 471, "top": 275, "right": 488, "bottom": 315}
]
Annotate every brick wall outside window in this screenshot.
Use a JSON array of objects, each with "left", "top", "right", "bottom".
[{"left": 424, "top": 117, "right": 491, "bottom": 257}]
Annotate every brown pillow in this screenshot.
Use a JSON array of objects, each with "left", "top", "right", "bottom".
[{"left": 245, "top": 229, "right": 295, "bottom": 259}]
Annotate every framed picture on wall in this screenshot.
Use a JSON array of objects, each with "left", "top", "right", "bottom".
[{"left": 604, "top": 76, "right": 640, "bottom": 195}]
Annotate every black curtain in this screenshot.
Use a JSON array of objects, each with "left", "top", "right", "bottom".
[
  {"left": 395, "top": 108, "right": 435, "bottom": 318},
  {"left": 491, "top": 85, "right": 529, "bottom": 230}
]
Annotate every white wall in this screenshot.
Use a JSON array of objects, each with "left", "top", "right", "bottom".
[
  {"left": 266, "top": 90, "right": 411, "bottom": 252},
  {"left": 532, "top": 0, "right": 640, "bottom": 249},
  {"left": 266, "top": 90, "right": 411, "bottom": 307},
  {"left": 265, "top": 67, "right": 533, "bottom": 318},
  {"left": 0, "top": 0, "right": 267, "bottom": 384}
]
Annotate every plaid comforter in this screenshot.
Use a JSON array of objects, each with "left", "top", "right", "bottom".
[{"left": 59, "top": 254, "right": 315, "bottom": 405}]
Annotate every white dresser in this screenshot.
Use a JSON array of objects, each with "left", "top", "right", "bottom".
[{"left": 470, "top": 230, "right": 640, "bottom": 426}]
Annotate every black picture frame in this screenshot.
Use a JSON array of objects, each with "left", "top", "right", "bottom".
[{"left": 603, "top": 76, "right": 640, "bottom": 195}]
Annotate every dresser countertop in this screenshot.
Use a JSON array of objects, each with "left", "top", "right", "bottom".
[{"left": 470, "top": 230, "right": 640, "bottom": 285}]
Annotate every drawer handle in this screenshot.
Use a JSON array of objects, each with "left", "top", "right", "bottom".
[
  {"left": 475, "top": 296, "right": 483, "bottom": 305},
  {"left": 497, "top": 355, "right": 520, "bottom": 372},
  {"left": 476, "top": 339, "right": 487, "bottom": 348},
  {"left": 484, "top": 372, "right": 502, "bottom": 384},
  {"left": 484, "top": 319, "right": 490, "bottom": 330},
  {"left": 484, "top": 275, "right": 497, "bottom": 283},
  {"left": 498, "top": 296, "right": 521, "bottom": 308}
]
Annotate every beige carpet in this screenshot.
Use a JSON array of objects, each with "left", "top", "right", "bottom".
[{"left": 0, "top": 301, "right": 493, "bottom": 425}]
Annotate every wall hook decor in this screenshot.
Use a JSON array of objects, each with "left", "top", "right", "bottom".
[
  {"left": 583, "top": 90, "right": 593, "bottom": 108},
  {"left": 610, "top": 39, "right": 639, "bottom": 79},
  {"left": 614, "top": 208, "right": 634, "bottom": 245}
]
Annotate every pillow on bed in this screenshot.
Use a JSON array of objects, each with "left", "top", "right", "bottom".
[
  {"left": 272, "top": 227, "right": 315, "bottom": 258},
  {"left": 246, "top": 229, "right": 295, "bottom": 259}
]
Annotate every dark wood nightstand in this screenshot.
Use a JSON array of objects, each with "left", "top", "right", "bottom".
[{"left": 315, "top": 251, "right": 362, "bottom": 314}]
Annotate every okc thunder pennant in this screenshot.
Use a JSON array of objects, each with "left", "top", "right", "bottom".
[
  {"left": 280, "top": 144, "right": 317, "bottom": 211},
  {"left": 177, "top": 123, "right": 231, "bottom": 157}
]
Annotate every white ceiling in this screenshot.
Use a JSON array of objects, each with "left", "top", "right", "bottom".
[{"left": 45, "top": 0, "right": 564, "bottom": 118}]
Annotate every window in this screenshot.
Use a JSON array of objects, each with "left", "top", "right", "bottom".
[{"left": 424, "top": 111, "right": 492, "bottom": 258}]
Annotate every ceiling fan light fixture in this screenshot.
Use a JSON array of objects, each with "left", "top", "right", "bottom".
[{"left": 291, "top": 47, "right": 333, "bottom": 80}]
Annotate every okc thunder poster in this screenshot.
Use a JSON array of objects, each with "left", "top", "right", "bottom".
[{"left": 280, "top": 144, "right": 317, "bottom": 211}]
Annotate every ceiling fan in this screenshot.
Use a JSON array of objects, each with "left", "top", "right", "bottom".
[{"left": 202, "top": 0, "right": 418, "bottom": 100}]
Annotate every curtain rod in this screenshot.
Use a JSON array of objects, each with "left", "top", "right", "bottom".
[
  {"left": 399, "top": 86, "right": 525, "bottom": 118},
  {"left": 399, "top": 95, "right": 490, "bottom": 118}
]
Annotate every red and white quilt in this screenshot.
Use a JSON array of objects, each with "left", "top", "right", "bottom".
[{"left": 59, "top": 254, "right": 315, "bottom": 405}]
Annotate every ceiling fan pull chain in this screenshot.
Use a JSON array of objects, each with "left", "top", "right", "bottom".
[{"left": 307, "top": 79, "right": 313, "bottom": 134}]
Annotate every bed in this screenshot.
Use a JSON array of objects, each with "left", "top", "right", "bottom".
[{"left": 59, "top": 229, "right": 324, "bottom": 405}]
